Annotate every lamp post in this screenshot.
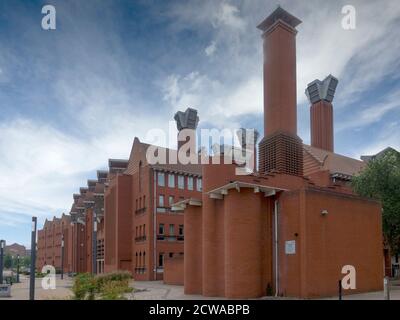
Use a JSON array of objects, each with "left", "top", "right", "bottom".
[
  {"left": 0, "top": 239, "right": 5, "bottom": 284},
  {"left": 61, "top": 233, "right": 64, "bottom": 280},
  {"left": 92, "top": 211, "right": 97, "bottom": 275},
  {"left": 29, "top": 217, "right": 37, "bottom": 300},
  {"left": 16, "top": 254, "right": 20, "bottom": 283}
]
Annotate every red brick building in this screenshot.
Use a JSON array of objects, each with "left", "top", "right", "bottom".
[
  {"left": 36, "top": 214, "right": 71, "bottom": 273},
  {"left": 36, "top": 6, "right": 385, "bottom": 299},
  {"left": 5, "top": 243, "right": 28, "bottom": 257},
  {"left": 175, "top": 7, "right": 384, "bottom": 299}
]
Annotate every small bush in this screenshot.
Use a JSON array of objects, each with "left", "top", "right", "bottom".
[
  {"left": 98, "top": 280, "right": 133, "bottom": 300},
  {"left": 72, "top": 271, "right": 133, "bottom": 300},
  {"left": 72, "top": 273, "right": 97, "bottom": 300}
]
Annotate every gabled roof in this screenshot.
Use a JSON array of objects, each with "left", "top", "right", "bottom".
[
  {"left": 125, "top": 137, "right": 202, "bottom": 176},
  {"left": 303, "top": 144, "right": 365, "bottom": 177}
]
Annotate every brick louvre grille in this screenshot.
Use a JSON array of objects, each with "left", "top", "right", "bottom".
[{"left": 259, "top": 132, "right": 303, "bottom": 176}]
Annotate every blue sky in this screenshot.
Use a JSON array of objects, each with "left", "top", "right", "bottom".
[{"left": 0, "top": 0, "right": 399, "bottom": 246}]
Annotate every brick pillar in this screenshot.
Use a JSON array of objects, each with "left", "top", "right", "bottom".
[
  {"left": 306, "top": 74, "right": 338, "bottom": 152},
  {"left": 257, "top": 7, "right": 303, "bottom": 176}
]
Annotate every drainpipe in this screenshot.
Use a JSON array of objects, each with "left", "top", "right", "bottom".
[
  {"left": 153, "top": 170, "right": 157, "bottom": 280},
  {"left": 274, "top": 200, "right": 279, "bottom": 296},
  {"left": 92, "top": 211, "right": 97, "bottom": 275}
]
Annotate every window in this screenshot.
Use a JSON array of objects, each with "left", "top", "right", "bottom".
[
  {"left": 143, "top": 195, "right": 146, "bottom": 208},
  {"left": 169, "top": 196, "right": 174, "bottom": 206},
  {"left": 159, "top": 223, "right": 164, "bottom": 235},
  {"left": 143, "top": 224, "right": 145, "bottom": 236},
  {"left": 159, "top": 195, "right": 164, "bottom": 207},
  {"left": 169, "top": 252, "right": 174, "bottom": 258},
  {"left": 188, "top": 176, "right": 193, "bottom": 190},
  {"left": 197, "top": 178, "right": 202, "bottom": 192},
  {"left": 168, "top": 174, "right": 175, "bottom": 188},
  {"left": 179, "top": 225, "right": 184, "bottom": 236},
  {"left": 178, "top": 175, "right": 184, "bottom": 189},
  {"left": 159, "top": 253, "right": 164, "bottom": 267},
  {"left": 158, "top": 172, "right": 165, "bottom": 187},
  {"left": 169, "top": 224, "right": 175, "bottom": 236}
]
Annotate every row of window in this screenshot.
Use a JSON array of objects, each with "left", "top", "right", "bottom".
[
  {"left": 135, "top": 224, "right": 146, "bottom": 241},
  {"left": 159, "top": 223, "right": 183, "bottom": 236},
  {"left": 135, "top": 251, "right": 146, "bottom": 268},
  {"left": 135, "top": 195, "right": 146, "bottom": 211},
  {"left": 158, "top": 195, "right": 183, "bottom": 207},
  {"left": 157, "top": 172, "right": 202, "bottom": 191}
]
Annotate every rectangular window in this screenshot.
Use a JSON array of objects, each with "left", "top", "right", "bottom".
[
  {"left": 159, "top": 253, "right": 164, "bottom": 267},
  {"left": 197, "top": 178, "right": 202, "bottom": 192},
  {"left": 169, "top": 196, "right": 174, "bottom": 206},
  {"left": 169, "top": 252, "right": 173, "bottom": 258},
  {"left": 159, "top": 195, "right": 164, "bottom": 207},
  {"left": 187, "top": 176, "right": 193, "bottom": 190},
  {"left": 159, "top": 223, "right": 164, "bottom": 235},
  {"left": 157, "top": 172, "right": 165, "bottom": 187},
  {"left": 178, "top": 175, "right": 184, "bottom": 189},
  {"left": 179, "top": 225, "right": 184, "bottom": 236},
  {"left": 168, "top": 174, "right": 175, "bottom": 188},
  {"left": 169, "top": 224, "right": 175, "bottom": 236}
]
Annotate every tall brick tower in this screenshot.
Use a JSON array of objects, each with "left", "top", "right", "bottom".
[
  {"left": 305, "top": 75, "right": 338, "bottom": 152},
  {"left": 257, "top": 7, "right": 303, "bottom": 176}
]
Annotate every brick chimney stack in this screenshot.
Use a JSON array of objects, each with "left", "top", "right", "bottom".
[
  {"left": 305, "top": 75, "right": 338, "bottom": 152},
  {"left": 257, "top": 7, "right": 303, "bottom": 176},
  {"left": 174, "top": 107, "right": 199, "bottom": 152}
]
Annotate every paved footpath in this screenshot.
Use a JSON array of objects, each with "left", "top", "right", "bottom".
[
  {"left": 133, "top": 280, "right": 400, "bottom": 300},
  {"left": 2, "top": 276, "right": 399, "bottom": 300},
  {"left": 0, "top": 275, "right": 74, "bottom": 300}
]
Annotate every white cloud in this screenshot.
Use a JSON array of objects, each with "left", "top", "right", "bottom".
[
  {"left": 205, "top": 41, "right": 217, "bottom": 57},
  {"left": 212, "top": 2, "right": 246, "bottom": 30},
  {"left": 337, "top": 88, "right": 400, "bottom": 132}
]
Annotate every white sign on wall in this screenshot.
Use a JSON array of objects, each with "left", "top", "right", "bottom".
[{"left": 285, "top": 240, "right": 296, "bottom": 255}]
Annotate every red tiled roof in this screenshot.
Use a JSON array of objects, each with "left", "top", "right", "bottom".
[{"left": 303, "top": 144, "right": 366, "bottom": 177}]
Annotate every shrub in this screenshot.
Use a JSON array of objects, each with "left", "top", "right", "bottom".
[
  {"left": 98, "top": 280, "right": 133, "bottom": 300},
  {"left": 72, "top": 273, "right": 97, "bottom": 300},
  {"left": 72, "top": 271, "right": 133, "bottom": 300}
]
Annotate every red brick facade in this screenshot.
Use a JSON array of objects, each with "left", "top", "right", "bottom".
[{"left": 36, "top": 6, "right": 385, "bottom": 300}]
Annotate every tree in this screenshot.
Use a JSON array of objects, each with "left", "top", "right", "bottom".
[
  {"left": 22, "top": 256, "right": 31, "bottom": 268},
  {"left": 352, "top": 149, "right": 400, "bottom": 255},
  {"left": 4, "top": 254, "right": 13, "bottom": 269}
]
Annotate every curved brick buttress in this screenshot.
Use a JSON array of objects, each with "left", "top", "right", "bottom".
[{"left": 184, "top": 205, "right": 202, "bottom": 294}]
